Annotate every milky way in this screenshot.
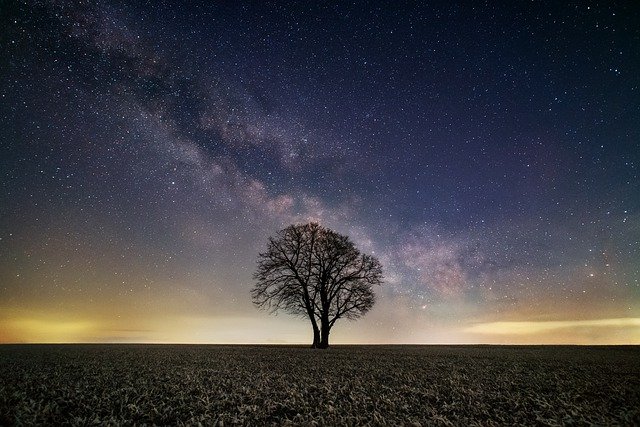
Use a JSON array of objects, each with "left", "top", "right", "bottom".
[{"left": 1, "top": 1, "right": 639, "bottom": 344}]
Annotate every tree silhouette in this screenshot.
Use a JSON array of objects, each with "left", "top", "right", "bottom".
[{"left": 252, "top": 223, "right": 383, "bottom": 348}]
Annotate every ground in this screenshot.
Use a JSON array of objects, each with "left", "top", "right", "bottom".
[{"left": 1, "top": 345, "right": 638, "bottom": 425}]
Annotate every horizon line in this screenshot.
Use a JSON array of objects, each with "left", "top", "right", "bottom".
[{"left": 1, "top": 342, "right": 638, "bottom": 346}]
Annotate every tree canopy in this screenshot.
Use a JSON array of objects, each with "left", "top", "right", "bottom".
[{"left": 252, "top": 223, "right": 383, "bottom": 348}]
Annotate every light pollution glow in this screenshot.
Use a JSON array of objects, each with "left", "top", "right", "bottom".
[{"left": 2, "top": 302, "right": 639, "bottom": 344}]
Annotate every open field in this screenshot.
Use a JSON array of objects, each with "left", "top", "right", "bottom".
[{"left": 1, "top": 345, "right": 638, "bottom": 425}]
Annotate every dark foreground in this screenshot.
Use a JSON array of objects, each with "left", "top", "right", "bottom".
[{"left": 1, "top": 345, "right": 639, "bottom": 425}]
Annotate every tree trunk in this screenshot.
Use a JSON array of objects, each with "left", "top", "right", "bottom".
[
  {"left": 318, "top": 321, "right": 330, "bottom": 349},
  {"left": 311, "top": 324, "right": 320, "bottom": 348}
]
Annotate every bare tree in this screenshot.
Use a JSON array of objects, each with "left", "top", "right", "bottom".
[{"left": 252, "top": 223, "right": 383, "bottom": 348}]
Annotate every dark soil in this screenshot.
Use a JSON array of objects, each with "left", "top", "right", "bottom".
[{"left": 1, "top": 345, "right": 638, "bottom": 425}]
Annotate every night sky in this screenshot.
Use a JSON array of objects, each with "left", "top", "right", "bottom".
[{"left": 1, "top": 1, "right": 639, "bottom": 344}]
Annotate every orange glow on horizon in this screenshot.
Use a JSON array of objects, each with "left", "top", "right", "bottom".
[{"left": 2, "top": 309, "right": 639, "bottom": 345}]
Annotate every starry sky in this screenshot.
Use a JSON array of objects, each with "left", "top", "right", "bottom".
[{"left": 1, "top": 1, "right": 639, "bottom": 344}]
